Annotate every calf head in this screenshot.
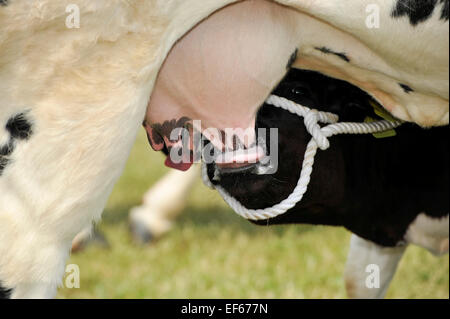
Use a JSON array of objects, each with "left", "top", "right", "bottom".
[{"left": 204, "top": 69, "right": 380, "bottom": 221}]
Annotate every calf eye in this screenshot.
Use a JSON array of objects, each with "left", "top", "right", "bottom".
[
  {"left": 291, "top": 87, "right": 309, "bottom": 96},
  {"left": 287, "top": 82, "right": 312, "bottom": 98}
]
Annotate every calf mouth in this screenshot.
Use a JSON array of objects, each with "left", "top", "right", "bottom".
[
  {"left": 204, "top": 67, "right": 389, "bottom": 211},
  {"left": 214, "top": 147, "right": 265, "bottom": 175}
]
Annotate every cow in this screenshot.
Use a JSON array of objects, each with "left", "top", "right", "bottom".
[{"left": 0, "top": 0, "right": 448, "bottom": 298}]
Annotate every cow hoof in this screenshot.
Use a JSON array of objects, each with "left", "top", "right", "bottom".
[
  {"left": 71, "top": 228, "right": 110, "bottom": 253},
  {"left": 129, "top": 220, "right": 156, "bottom": 245}
]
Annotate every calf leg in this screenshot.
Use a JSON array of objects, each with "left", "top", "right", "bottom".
[
  {"left": 344, "top": 234, "right": 406, "bottom": 299},
  {"left": 129, "top": 165, "right": 200, "bottom": 243}
]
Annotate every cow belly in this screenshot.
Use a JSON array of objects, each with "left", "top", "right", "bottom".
[{"left": 288, "top": 13, "right": 448, "bottom": 127}]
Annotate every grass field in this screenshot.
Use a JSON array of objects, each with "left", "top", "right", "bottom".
[{"left": 58, "top": 131, "right": 449, "bottom": 299}]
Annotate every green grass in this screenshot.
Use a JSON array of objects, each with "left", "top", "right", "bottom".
[{"left": 57, "top": 131, "right": 449, "bottom": 299}]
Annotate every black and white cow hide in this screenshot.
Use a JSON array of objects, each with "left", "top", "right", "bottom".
[
  {"left": 0, "top": 0, "right": 448, "bottom": 298},
  {"left": 205, "top": 68, "right": 449, "bottom": 298}
]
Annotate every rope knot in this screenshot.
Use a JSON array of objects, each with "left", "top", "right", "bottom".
[{"left": 304, "top": 110, "right": 330, "bottom": 150}]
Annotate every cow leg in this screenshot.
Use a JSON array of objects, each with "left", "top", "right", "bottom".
[
  {"left": 0, "top": 131, "right": 139, "bottom": 298},
  {"left": 0, "top": 214, "right": 71, "bottom": 299},
  {"left": 129, "top": 165, "right": 200, "bottom": 243},
  {"left": 344, "top": 234, "right": 407, "bottom": 299},
  {"left": 0, "top": 88, "right": 147, "bottom": 298},
  {"left": 0, "top": 124, "right": 141, "bottom": 298},
  {"left": 71, "top": 225, "right": 110, "bottom": 253}
]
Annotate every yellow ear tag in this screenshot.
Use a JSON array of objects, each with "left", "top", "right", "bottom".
[
  {"left": 365, "top": 101, "right": 397, "bottom": 138},
  {"left": 370, "top": 100, "right": 398, "bottom": 122}
]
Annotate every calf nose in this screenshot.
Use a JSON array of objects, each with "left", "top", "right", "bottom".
[
  {"left": 215, "top": 145, "right": 265, "bottom": 174},
  {"left": 216, "top": 161, "right": 260, "bottom": 174}
]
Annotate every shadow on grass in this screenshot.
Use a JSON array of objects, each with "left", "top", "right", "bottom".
[{"left": 102, "top": 202, "right": 317, "bottom": 238}]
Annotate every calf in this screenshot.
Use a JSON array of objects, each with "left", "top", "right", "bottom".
[{"left": 204, "top": 68, "right": 449, "bottom": 298}]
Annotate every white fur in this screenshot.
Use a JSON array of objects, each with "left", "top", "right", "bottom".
[
  {"left": 344, "top": 234, "right": 406, "bottom": 299},
  {"left": 285, "top": 0, "right": 448, "bottom": 126},
  {"left": 0, "top": 0, "right": 236, "bottom": 298},
  {"left": 345, "top": 213, "right": 449, "bottom": 299}
]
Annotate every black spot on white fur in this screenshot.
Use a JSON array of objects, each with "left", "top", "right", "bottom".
[
  {"left": 315, "top": 47, "right": 350, "bottom": 63},
  {"left": 6, "top": 112, "right": 33, "bottom": 140},
  {"left": 0, "top": 282, "right": 12, "bottom": 299},
  {"left": 399, "top": 83, "right": 414, "bottom": 93},
  {"left": 0, "top": 157, "right": 10, "bottom": 176},
  {"left": 441, "top": 0, "right": 450, "bottom": 19},
  {"left": 0, "top": 0, "right": 8, "bottom": 7},
  {"left": 0, "top": 112, "right": 33, "bottom": 175},
  {"left": 0, "top": 140, "right": 14, "bottom": 175},
  {"left": 286, "top": 48, "right": 298, "bottom": 69},
  {"left": 392, "top": 0, "right": 449, "bottom": 25}
]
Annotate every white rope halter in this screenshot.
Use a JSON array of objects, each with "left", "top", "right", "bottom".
[{"left": 202, "top": 95, "right": 403, "bottom": 221}]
